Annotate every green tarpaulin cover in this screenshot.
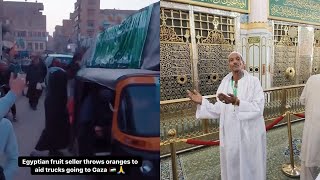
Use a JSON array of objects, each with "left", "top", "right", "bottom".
[{"left": 85, "top": 4, "right": 153, "bottom": 69}]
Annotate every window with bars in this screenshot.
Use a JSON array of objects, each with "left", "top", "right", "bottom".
[
  {"left": 17, "top": 31, "right": 27, "bottom": 37},
  {"left": 17, "top": 41, "right": 25, "bottom": 49},
  {"left": 87, "top": 20, "right": 95, "bottom": 28},
  {"left": 88, "top": 0, "right": 96, "bottom": 5},
  {"left": 315, "top": 28, "right": 320, "bottom": 46},
  {"left": 87, "top": 30, "right": 95, "bottom": 37},
  {"left": 28, "top": 43, "right": 32, "bottom": 50},
  {"left": 88, "top": 9, "right": 96, "bottom": 16},
  {"left": 194, "top": 12, "right": 235, "bottom": 45},
  {"left": 273, "top": 24, "right": 298, "bottom": 46},
  {"left": 161, "top": 8, "right": 190, "bottom": 42}
]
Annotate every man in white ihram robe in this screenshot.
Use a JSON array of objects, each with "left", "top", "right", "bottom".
[
  {"left": 300, "top": 74, "right": 320, "bottom": 180},
  {"left": 187, "top": 52, "right": 266, "bottom": 180}
]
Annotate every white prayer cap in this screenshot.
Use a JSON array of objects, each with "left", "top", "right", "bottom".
[{"left": 228, "top": 51, "right": 245, "bottom": 64}]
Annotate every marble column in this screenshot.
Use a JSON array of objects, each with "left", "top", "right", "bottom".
[
  {"left": 297, "top": 26, "right": 314, "bottom": 84},
  {"left": 240, "top": 0, "right": 272, "bottom": 89}
]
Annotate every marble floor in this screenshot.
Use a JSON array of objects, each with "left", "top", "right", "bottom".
[{"left": 160, "top": 121, "right": 320, "bottom": 180}]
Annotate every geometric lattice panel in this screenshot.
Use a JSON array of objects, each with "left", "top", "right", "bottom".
[
  {"left": 274, "top": 24, "right": 298, "bottom": 46},
  {"left": 197, "top": 44, "right": 233, "bottom": 95},
  {"left": 298, "top": 57, "right": 311, "bottom": 84},
  {"left": 160, "top": 42, "right": 193, "bottom": 100},
  {"left": 194, "top": 12, "right": 235, "bottom": 45},
  {"left": 273, "top": 46, "right": 296, "bottom": 87},
  {"left": 312, "top": 47, "right": 320, "bottom": 75}
]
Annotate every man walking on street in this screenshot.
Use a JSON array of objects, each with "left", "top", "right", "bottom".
[{"left": 26, "top": 52, "right": 47, "bottom": 110}]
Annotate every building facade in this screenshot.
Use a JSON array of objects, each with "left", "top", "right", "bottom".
[
  {"left": 53, "top": 0, "right": 136, "bottom": 52},
  {"left": 0, "top": 0, "right": 3, "bottom": 21},
  {"left": 52, "top": 20, "right": 74, "bottom": 53},
  {"left": 47, "top": 35, "right": 54, "bottom": 52},
  {"left": 52, "top": 25, "right": 63, "bottom": 53},
  {"left": 99, "top": 9, "right": 136, "bottom": 29},
  {"left": 1, "top": 1, "right": 47, "bottom": 54},
  {"left": 74, "top": 0, "right": 101, "bottom": 39}
]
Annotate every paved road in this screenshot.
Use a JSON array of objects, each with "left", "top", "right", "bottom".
[
  {"left": 12, "top": 93, "right": 89, "bottom": 180},
  {"left": 11, "top": 92, "right": 138, "bottom": 180}
]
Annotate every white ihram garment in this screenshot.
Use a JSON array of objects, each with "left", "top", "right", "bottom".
[
  {"left": 196, "top": 71, "right": 266, "bottom": 180},
  {"left": 300, "top": 74, "right": 320, "bottom": 180}
]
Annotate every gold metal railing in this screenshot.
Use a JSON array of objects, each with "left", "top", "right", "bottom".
[
  {"left": 166, "top": 109, "right": 304, "bottom": 180},
  {"left": 281, "top": 110, "right": 301, "bottom": 177},
  {"left": 160, "top": 84, "right": 305, "bottom": 155}
]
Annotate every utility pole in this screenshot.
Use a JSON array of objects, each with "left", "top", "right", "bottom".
[
  {"left": 0, "top": 22, "right": 2, "bottom": 60},
  {"left": 77, "top": 0, "right": 82, "bottom": 51}
]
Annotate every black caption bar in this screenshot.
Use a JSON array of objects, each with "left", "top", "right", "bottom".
[{"left": 18, "top": 156, "right": 142, "bottom": 175}]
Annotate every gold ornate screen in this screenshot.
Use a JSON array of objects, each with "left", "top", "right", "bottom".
[
  {"left": 313, "top": 29, "right": 320, "bottom": 75},
  {"left": 194, "top": 12, "right": 234, "bottom": 95},
  {"left": 160, "top": 7, "right": 236, "bottom": 100},
  {"left": 273, "top": 24, "right": 298, "bottom": 87},
  {"left": 160, "top": 8, "right": 193, "bottom": 101}
]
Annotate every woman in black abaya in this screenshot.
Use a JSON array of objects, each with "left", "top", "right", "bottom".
[{"left": 31, "top": 69, "right": 70, "bottom": 156}]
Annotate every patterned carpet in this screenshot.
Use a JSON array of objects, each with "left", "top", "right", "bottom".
[{"left": 160, "top": 121, "right": 320, "bottom": 180}]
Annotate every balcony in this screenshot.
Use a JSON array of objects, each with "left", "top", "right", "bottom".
[
  {"left": 74, "top": 15, "right": 79, "bottom": 22},
  {"left": 25, "top": 36, "right": 47, "bottom": 41},
  {"left": 87, "top": 26, "right": 95, "bottom": 30},
  {"left": 74, "top": 1, "right": 80, "bottom": 10},
  {"left": 87, "top": 0, "right": 97, "bottom": 6}
]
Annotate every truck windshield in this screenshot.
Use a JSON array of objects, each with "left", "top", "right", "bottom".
[{"left": 118, "top": 84, "right": 160, "bottom": 137}]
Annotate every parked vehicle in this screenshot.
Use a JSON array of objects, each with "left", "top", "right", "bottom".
[
  {"left": 44, "top": 54, "right": 73, "bottom": 68},
  {"left": 43, "top": 53, "right": 73, "bottom": 86},
  {"left": 73, "top": 68, "right": 160, "bottom": 178}
]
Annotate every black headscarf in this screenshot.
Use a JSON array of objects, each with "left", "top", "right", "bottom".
[
  {"left": 47, "top": 70, "right": 68, "bottom": 104},
  {"left": 66, "top": 48, "right": 87, "bottom": 79}
]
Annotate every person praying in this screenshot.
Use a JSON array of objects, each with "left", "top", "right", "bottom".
[{"left": 187, "top": 51, "right": 266, "bottom": 180}]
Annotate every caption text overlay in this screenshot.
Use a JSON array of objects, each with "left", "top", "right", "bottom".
[{"left": 18, "top": 156, "right": 142, "bottom": 175}]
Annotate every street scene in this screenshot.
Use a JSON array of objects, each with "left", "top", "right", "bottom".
[
  {"left": 13, "top": 94, "right": 89, "bottom": 180},
  {"left": 0, "top": 0, "right": 160, "bottom": 180}
]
